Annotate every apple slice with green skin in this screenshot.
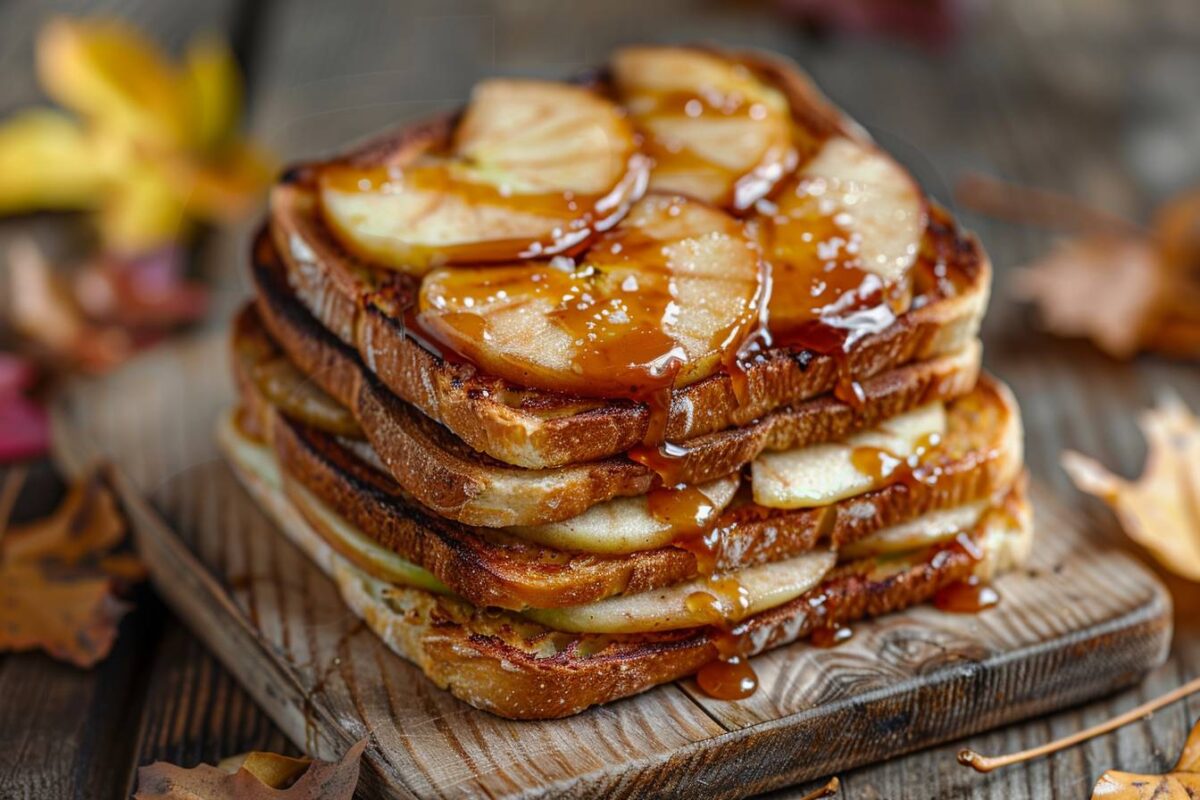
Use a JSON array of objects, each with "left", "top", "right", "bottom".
[
  {"left": 524, "top": 550, "right": 836, "bottom": 633},
  {"left": 612, "top": 46, "right": 797, "bottom": 211},
  {"left": 510, "top": 476, "right": 739, "bottom": 555},
  {"left": 751, "top": 401, "right": 946, "bottom": 509},
  {"left": 318, "top": 79, "right": 647, "bottom": 274},
  {"left": 759, "top": 136, "right": 928, "bottom": 347},
  {"left": 417, "top": 194, "right": 766, "bottom": 399}
]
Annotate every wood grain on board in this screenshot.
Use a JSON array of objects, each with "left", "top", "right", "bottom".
[{"left": 50, "top": 331, "right": 1172, "bottom": 799}]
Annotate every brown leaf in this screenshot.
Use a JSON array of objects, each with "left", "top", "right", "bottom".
[
  {"left": 1091, "top": 716, "right": 1200, "bottom": 798},
  {"left": 135, "top": 738, "right": 367, "bottom": 799},
  {"left": 1063, "top": 394, "right": 1200, "bottom": 581},
  {"left": 1011, "top": 235, "right": 1167, "bottom": 359},
  {"left": 0, "top": 467, "right": 142, "bottom": 667},
  {"left": 958, "top": 174, "right": 1200, "bottom": 360}
]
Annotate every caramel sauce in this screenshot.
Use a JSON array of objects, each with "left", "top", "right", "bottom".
[
  {"left": 686, "top": 575, "right": 759, "bottom": 700},
  {"left": 416, "top": 196, "right": 763, "bottom": 445},
  {"left": 696, "top": 641, "right": 759, "bottom": 700},
  {"left": 755, "top": 187, "right": 910, "bottom": 356},
  {"left": 646, "top": 484, "right": 717, "bottom": 537},
  {"left": 810, "top": 624, "right": 854, "bottom": 648},
  {"left": 628, "top": 439, "right": 692, "bottom": 485},
  {"left": 934, "top": 576, "right": 1000, "bottom": 614},
  {"left": 319, "top": 149, "right": 648, "bottom": 265},
  {"left": 625, "top": 84, "right": 808, "bottom": 212},
  {"left": 684, "top": 576, "right": 751, "bottom": 626},
  {"left": 849, "top": 430, "right": 946, "bottom": 490}
]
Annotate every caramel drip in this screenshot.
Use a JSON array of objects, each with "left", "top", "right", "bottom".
[
  {"left": 934, "top": 576, "right": 1000, "bottom": 614},
  {"left": 628, "top": 439, "right": 692, "bottom": 486},
  {"left": 810, "top": 624, "right": 854, "bottom": 649},
  {"left": 696, "top": 630, "right": 759, "bottom": 700},
  {"left": 646, "top": 484, "right": 717, "bottom": 538},
  {"left": 686, "top": 575, "right": 758, "bottom": 701}
]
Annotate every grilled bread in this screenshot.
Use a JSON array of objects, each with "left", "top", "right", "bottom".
[
  {"left": 264, "top": 45, "right": 991, "bottom": 470},
  {"left": 220, "top": 416, "right": 1030, "bottom": 719},
  {"left": 246, "top": 250, "right": 984, "bottom": 526}
]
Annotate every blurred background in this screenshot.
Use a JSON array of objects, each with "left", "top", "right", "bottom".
[{"left": 0, "top": 1, "right": 1198, "bottom": 797}]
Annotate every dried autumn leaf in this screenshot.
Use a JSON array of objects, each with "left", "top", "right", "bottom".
[
  {"left": 135, "top": 738, "right": 367, "bottom": 799},
  {"left": 1091, "top": 715, "right": 1200, "bottom": 798},
  {"left": 1063, "top": 394, "right": 1200, "bottom": 581},
  {"left": 0, "top": 468, "right": 143, "bottom": 667},
  {"left": 0, "top": 16, "right": 273, "bottom": 252},
  {"left": 1012, "top": 235, "right": 1166, "bottom": 359}
]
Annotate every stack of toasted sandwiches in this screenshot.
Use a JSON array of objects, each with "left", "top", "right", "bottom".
[{"left": 221, "top": 46, "right": 1031, "bottom": 719}]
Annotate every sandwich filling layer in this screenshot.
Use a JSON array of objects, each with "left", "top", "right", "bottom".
[{"left": 220, "top": 412, "right": 1027, "bottom": 633}]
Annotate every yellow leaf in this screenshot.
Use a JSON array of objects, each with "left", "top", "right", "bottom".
[
  {"left": 174, "top": 141, "right": 275, "bottom": 223},
  {"left": 1063, "top": 394, "right": 1200, "bottom": 580},
  {"left": 0, "top": 109, "right": 107, "bottom": 212},
  {"left": 135, "top": 739, "right": 367, "bottom": 799},
  {"left": 218, "top": 752, "right": 313, "bottom": 789},
  {"left": 101, "top": 162, "right": 190, "bottom": 252},
  {"left": 184, "top": 34, "right": 241, "bottom": 153},
  {"left": 1092, "top": 718, "right": 1200, "bottom": 798},
  {"left": 37, "top": 17, "right": 189, "bottom": 148}
]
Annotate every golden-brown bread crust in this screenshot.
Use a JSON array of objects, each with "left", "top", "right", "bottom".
[
  {"left": 266, "top": 189, "right": 989, "bottom": 470},
  {"left": 220, "top": 419, "right": 1031, "bottom": 718},
  {"left": 246, "top": 253, "right": 984, "bottom": 526},
  {"left": 233, "top": 341, "right": 1024, "bottom": 610}
]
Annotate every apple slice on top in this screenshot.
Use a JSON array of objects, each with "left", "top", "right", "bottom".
[
  {"left": 318, "top": 80, "right": 648, "bottom": 274},
  {"left": 612, "top": 46, "right": 797, "bottom": 212},
  {"left": 417, "top": 195, "right": 765, "bottom": 399},
  {"left": 758, "top": 136, "right": 928, "bottom": 350}
]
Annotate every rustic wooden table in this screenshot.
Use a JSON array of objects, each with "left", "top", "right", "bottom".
[{"left": 1, "top": 1, "right": 1198, "bottom": 798}]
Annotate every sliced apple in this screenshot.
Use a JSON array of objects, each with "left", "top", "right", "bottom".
[
  {"left": 751, "top": 402, "right": 946, "bottom": 509},
  {"left": 285, "top": 477, "right": 450, "bottom": 593},
  {"left": 612, "top": 46, "right": 796, "bottom": 210},
  {"left": 509, "top": 476, "right": 739, "bottom": 554},
  {"left": 839, "top": 501, "right": 986, "bottom": 559},
  {"left": 760, "top": 136, "right": 927, "bottom": 344},
  {"left": 318, "top": 79, "right": 647, "bottom": 273},
  {"left": 220, "top": 413, "right": 448, "bottom": 593},
  {"left": 417, "top": 195, "right": 765, "bottom": 398},
  {"left": 524, "top": 550, "right": 835, "bottom": 633}
]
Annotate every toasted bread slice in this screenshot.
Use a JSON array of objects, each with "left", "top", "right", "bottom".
[
  {"left": 244, "top": 256, "right": 983, "bottom": 526},
  {"left": 220, "top": 416, "right": 1031, "bottom": 718},
  {"left": 229, "top": 364, "right": 1023, "bottom": 610},
  {"left": 268, "top": 181, "right": 987, "bottom": 471},
  {"left": 263, "top": 44, "right": 990, "bottom": 470}
]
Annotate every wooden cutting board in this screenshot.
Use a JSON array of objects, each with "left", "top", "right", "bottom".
[{"left": 50, "top": 330, "right": 1172, "bottom": 800}]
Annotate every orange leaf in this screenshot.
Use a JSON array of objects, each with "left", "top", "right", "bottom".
[
  {"left": 135, "top": 738, "right": 367, "bottom": 799},
  {"left": 0, "top": 467, "right": 142, "bottom": 667},
  {"left": 1091, "top": 717, "right": 1200, "bottom": 798},
  {"left": 1063, "top": 394, "right": 1200, "bottom": 581}
]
